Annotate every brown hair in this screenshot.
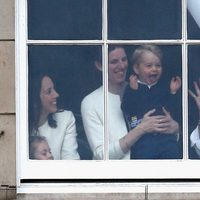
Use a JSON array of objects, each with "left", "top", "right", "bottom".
[{"left": 29, "top": 73, "right": 57, "bottom": 134}]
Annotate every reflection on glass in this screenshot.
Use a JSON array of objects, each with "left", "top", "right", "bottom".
[
  {"left": 28, "top": 45, "right": 102, "bottom": 160},
  {"left": 28, "top": 0, "right": 102, "bottom": 40},
  {"left": 188, "top": 46, "right": 200, "bottom": 159},
  {"left": 187, "top": 0, "right": 200, "bottom": 39},
  {"left": 108, "top": 0, "right": 181, "bottom": 40},
  {"left": 108, "top": 45, "right": 182, "bottom": 160}
]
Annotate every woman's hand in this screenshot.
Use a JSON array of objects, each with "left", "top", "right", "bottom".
[
  {"left": 137, "top": 109, "right": 165, "bottom": 134},
  {"left": 189, "top": 80, "right": 200, "bottom": 112},
  {"left": 137, "top": 107, "right": 179, "bottom": 135},
  {"left": 157, "top": 107, "right": 179, "bottom": 134},
  {"left": 121, "top": 108, "right": 179, "bottom": 153}
]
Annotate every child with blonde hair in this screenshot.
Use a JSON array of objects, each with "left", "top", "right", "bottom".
[
  {"left": 121, "top": 44, "right": 182, "bottom": 159},
  {"left": 29, "top": 136, "right": 53, "bottom": 160}
]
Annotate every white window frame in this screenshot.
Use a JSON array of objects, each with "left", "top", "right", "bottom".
[{"left": 15, "top": 0, "right": 200, "bottom": 193}]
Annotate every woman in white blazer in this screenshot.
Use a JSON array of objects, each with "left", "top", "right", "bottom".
[{"left": 29, "top": 73, "right": 80, "bottom": 160}]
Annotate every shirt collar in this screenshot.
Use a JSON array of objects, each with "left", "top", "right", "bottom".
[{"left": 137, "top": 79, "right": 158, "bottom": 89}]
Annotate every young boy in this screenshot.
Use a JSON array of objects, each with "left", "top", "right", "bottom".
[
  {"left": 121, "top": 44, "right": 182, "bottom": 159},
  {"left": 29, "top": 136, "right": 53, "bottom": 160}
]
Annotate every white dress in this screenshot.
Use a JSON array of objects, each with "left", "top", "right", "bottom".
[
  {"left": 190, "top": 126, "right": 200, "bottom": 157},
  {"left": 81, "top": 86, "right": 130, "bottom": 160},
  {"left": 32, "top": 110, "right": 80, "bottom": 160}
]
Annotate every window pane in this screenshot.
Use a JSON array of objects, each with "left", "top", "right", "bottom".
[
  {"left": 108, "top": 0, "right": 182, "bottom": 40},
  {"left": 108, "top": 44, "right": 183, "bottom": 160},
  {"left": 188, "top": 45, "right": 200, "bottom": 159},
  {"left": 28, "top": 0, "right": 102, "bottom": 40},
  {"left": 28, "top": 45, "right": 103, "bottom": 160}
]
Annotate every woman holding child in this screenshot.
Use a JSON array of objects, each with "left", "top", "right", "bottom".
[
  {"left": 81, "top": 45, "right": 180, "bottom": 160},
  {"left": 29, "top": 73, "right": 80, "bottom": 160}
]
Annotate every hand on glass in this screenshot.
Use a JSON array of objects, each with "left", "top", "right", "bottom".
[{"left": 189, "top": 80, "right": 200, "bottom": 112}]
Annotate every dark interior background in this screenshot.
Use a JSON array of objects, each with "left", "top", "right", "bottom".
[
  {"left": 28, "top": 0, "right": 183, "bottom": 40},
  {"left": 28, "top": 0, "right": 102, "bottom": 40},
  {"left": 108, "top": 0, "right": 182, "bottom": 40},
  {"left": 28, "top": 45, "right": 102, "bottom": 114}
]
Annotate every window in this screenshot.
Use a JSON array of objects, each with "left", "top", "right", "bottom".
[{"left": 16, "top": 0, "right": 200, "bottom": 192}]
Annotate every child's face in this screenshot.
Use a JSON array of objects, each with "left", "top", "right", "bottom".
[
  {"left": 33, "top": 140, "right": 53, "bottom": 160},
  {"left": 134, "top": 51, "right": 162, "bottom": 85}
]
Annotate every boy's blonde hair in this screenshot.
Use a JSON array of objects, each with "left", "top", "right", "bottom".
[{"left": 131, "top": 44, "right": 163, "bottom": 66}]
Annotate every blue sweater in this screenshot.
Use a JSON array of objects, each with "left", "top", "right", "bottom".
[
  {"left": 121, "top": 80, "right": 182, "bottom": 130},
  {"left": 121, "top": 80, "right": 182, "bottom": 159}
]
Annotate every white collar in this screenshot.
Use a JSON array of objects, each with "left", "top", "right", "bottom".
[{"left": 137, "top": 79, "right": 158, "bottom": 89}]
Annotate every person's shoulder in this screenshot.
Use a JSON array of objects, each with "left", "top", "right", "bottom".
[
  {"left": 54, "top": 110, "right": 74, "bottom": 121},
  {"left": 81, "top": 86, "right": 103, "bottom": 105}
]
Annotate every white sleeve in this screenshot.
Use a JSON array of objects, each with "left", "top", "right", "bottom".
[
  {"left": 190, "top": 126, "right": 200, "bottom": 157},
  {"left": 109, "top": 140, "right": 127, "bottom": 159},
  {"left": 81, "top": 97, "right": 104, "bottom": 160},
  {"left": 188, "top": 0, "right": 200, "bottom": 28},
  {"left": 107, "top": 93, "right": 129, "bottom": 159},
  {"left": 61, "top": 112, "right": 80, "bottom": 160}
]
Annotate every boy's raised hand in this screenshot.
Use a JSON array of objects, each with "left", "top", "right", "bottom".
[
  {"left": 129, "top": 74, "right": 138, "bottom": 90},
  {"left": 170, "top": 76, "right": 181, "bottom": 94},
  {"left": 189, "top": 80, "right": 200, "bottom": 112}
]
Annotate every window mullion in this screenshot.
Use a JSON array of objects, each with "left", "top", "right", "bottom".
[
  {"left": 182, "top": 0, "right": 188, "bottom": 159},
  {"left": 182, "top": 44, "right": 189, "bottom": 160},
  {"left": 26, "top": 40, "right": 104, "bottom": 45},
  {"left": 107, "top": 40, "right": 184, "bottom": 45},
  {"left": 102, "top": 0, "right": 109, "bottom": 160}
]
